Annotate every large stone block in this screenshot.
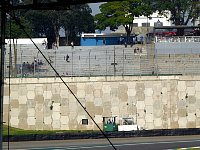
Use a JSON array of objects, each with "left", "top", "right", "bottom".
[
  {"left": 170, "top": 121, "right": 179, "bottom": 129},
  {"left": 144, "top": 88, "right": 153, "bottom": 97},
  {"left": 35, "top": 86, "right": 44, "bottom": 95},
  {"left": 35, "top": 121, "right": 43, "bottom": 130},
  {"left": 144, "top": 96, "right": 153, "bottom": 105},
  {"left": 102, "top": 84, "right": 111, "bottom": 94},
  {"left": 136, "top": 101, "right": 145, "bottom": 110},
  {"left": 10, "top": 100, "right": 19, "bottom": 108},
  {"left": 195, "top": 81, "right": 200, "bottom": 91},
  {"left": 43, "top": 84, "right": 52, "bottom": 91},
  {"left": 60, "top": 89, "right": 69, "bottom": 99},
  {"left": 61, "top": 124, "right": 69, "bottom": 130},
  {"left": 52, "top": 111, "right": 61, "bottom": 120},
  {"left": 60, "top": 106, "right": 69, "bottom": 116},
  {"left": 135, "top": 91, "right": 145, "bottom": 101},
  {"left": 178, "top": 91, "right": 187, "bottom": 100},
  {"left": 43, "top": 91, "right": 52, "bottom": 99},
  {"left": 177, "top": 81, "right": 186, "bottom": 92},
  {"left": 77, "top": 83, "right": 85, "bottom": 90},
  {"left": 52, "top": 103, "right": 61, "bottom": 112},
  {"left": 10, "top": 108, "right": 19, "bottom": 117},
  {"left": 186, "top": 81, "right": 195, "bottom": 87},
  {"left": 10, "top": 91, "right": 19, "bottom": 100},
  {"left": 35, "top": 95, "right": 44, "bottom": 104},
  {"left": 27, "top": 100, "right": 36, "bottom": 108},
  {"left": 187, "top": 121, "right": 196, "bottom": 128},
  {"left": 18, "top": 85, "right": 27, "bottom": 96},
  {"left": 60, "top": 116, "right": 69, "bottom": 125},
  {"left": 94, "top": 115, "right": 103, "bottom": 124},
  {"left": 178, "top": 109, "right": 187, "bottom": 117},
  {"left": 27, "top": 117, "right": 36, "bottom": 126},
  {"left": 4, "top": 86, "right": 9, "bottom": 96},
  {"left": 178, "top": 117, "right": 187, "bottom": 128},
  {"left": 186, "top": 87, "right": 196, "bottom": 96},
  {"left": 52, "top": 83, "right": 61, "bottom": 95},
  {"left": 27, "top": 108, "right": 35, "bottom": 117},
  {"left": 196, "top": 117, "right": 200, "bottom": 127},
  {"left": 93, "top": 82, "right": 102, "bottom": 90},
  {"left": 127, "top": 88, "right": 136, "bottom": 97},
  {"left": 85, "top": 94, "right": 94, "bottom": 102},
  {"left": 145, "top": 113, "right": 153, "bottom": 123},
  {"left": 136, "top": 83, "right": 145, "bottom": 91},
  {"left": 19, "top": 95, "right": 27, "bottom": 104},
  {"left": 154, "top": 118, "right": 163, "bottom": 128},
  {"left": 35, "top": 111, "right": 44, "bottom": 121},
  {"left": 44, "top": 116, "right": 52, "bottom": 124},
  {"left": 27, "top": 91, "right": 35, "bottom": 99},
  {"left": 52, "top": 120, "right": 61, "bottom": 129},
  {"left": 187, "top": 104, "right": 196, "bottom": 113},
  {"left": 27, "top": 84, "right": 35, "bottom": 91},
  {"left": 10, "top": 117, "right": 19, "bottom": 127},
  {"left": 85, "top": 84, "right": 94, "bottom": 94},
  {"left": 110, "top": 88, "right": 118, "bottom": 97},
  {"left": 94, "top": 98, "right": 102, "bottom": 107},
  {"left": 145, "top": 122, "right": 154, "bottom": 130},
  {"left": 187, "top": 113, "right": 196, "bottom": 122},
  {"left": 77, "top": 89, "right": 86, "bottom": 99}
]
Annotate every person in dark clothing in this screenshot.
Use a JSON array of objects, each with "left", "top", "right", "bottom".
[{"left": 66, "top": 54, "right": 69, "bottom": 62}]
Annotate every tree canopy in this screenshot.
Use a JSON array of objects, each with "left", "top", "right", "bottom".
[
  {"left": 5, "top": 4, "right": 95, "bottom": 47},
  {"left": 94, "top": 0, "right": 154, "bottom": 43},
  {"left": 95, "top": 0, "right": 200, "bottom": 36},
  {"left": 152, "top": 0, "right": 200, "bottom": 26}
]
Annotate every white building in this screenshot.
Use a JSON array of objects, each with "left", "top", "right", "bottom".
[
  {"left": 115, "top": 11, "right": 172, "bottom": 34},
  {"left": 133, "top": 11, "right": 172, "bottom": 28}
]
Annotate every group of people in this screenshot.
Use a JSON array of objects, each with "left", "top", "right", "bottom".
[
  {"left": 119, "top": 35, "right": 144, "bottom": 48},
  {"left": 42, "top": 39, "right": 75, "bottom": 49},
  {"left": 21, "top": 59, "right": 44, "bottom": 76},
  {"left": 134, "top": 47, "right": 143, "bottom": 54}
]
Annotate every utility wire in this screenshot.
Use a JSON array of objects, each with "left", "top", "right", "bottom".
[{"left": 9, "top": 12, "right": 117, "bottom": 150}]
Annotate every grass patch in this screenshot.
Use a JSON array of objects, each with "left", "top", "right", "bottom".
[{"left": 3, "top": 125, "right": 99, "bottom": 136}]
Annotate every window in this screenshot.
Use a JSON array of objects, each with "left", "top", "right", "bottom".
[
  {"left": 133, "top": 23, "right": 138, "bottom": 27},
  {"left": 82, "top": 119, "right": 88, "bottom": 125},
  {"left": 142, "top": 23, "right": 150, "bottom": 27}
]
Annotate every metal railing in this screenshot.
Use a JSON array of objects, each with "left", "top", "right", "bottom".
[
  {"left": 3, "top": 44, "right": 200, "bottom": 78},
  {"left": 155, "top": 36, "right": 200, "bottom": 43}
]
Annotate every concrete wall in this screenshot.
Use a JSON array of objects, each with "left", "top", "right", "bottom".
[
  {"left": 155, "top": 42, "right": 200, "bottom": 54},
  {"left": 3, "top": 76, "right": 200, "bottom": 130}
]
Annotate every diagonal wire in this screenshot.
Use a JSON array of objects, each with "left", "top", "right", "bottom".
[{"left": 9, "top": 12, "right": 117, "bottom": 150}]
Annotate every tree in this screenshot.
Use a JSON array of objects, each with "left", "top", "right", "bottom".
[
  {"left": 23, "top": 4, "right": 94, "bottom": 47},
  {"left": 152, "top": 0, "right": 200, "bottom": 35},
  {"left": 60, "top": 5, "right": 95, "bottom": 45},
  {"left": 94, "top": 0, "right": 154, "bottom": 43}
]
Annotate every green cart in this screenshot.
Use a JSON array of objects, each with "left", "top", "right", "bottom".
[{"left": 103, "top": 116, "right": 118, "bottom": 132}]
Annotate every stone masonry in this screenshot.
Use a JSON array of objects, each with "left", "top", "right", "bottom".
[{"left": 3, "top": 76, "right": 200, "bottom": 130}]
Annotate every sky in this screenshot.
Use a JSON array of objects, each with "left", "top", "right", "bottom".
[
  {"left": 88, "top": 2, "right": 104, "bottom": 16},
  {"left": 88, "top": 2, "right": 111, "bottom": 33}
]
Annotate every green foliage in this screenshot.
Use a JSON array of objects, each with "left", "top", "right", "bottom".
[
  {"left": 152, "top": 0, "right": 200, "bottom": 26},
  {"left": 94, "top": 0, "right": 154, "bottom": 34},
  {"left": 5, "top": 15, "right": 33, "bottom": 38},
  {"left": 60, "top": 5, "right": 95, "bottom": 43},
  {"left": 3, "top": 125, "right": 99, "bottom": 136},
  {"left": 4, "top": 4, "right": 94, "bottom": 46}
]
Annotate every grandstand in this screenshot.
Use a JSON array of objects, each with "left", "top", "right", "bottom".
[{"left": 4, "top": 36, "right": 200, "bottom": 77}]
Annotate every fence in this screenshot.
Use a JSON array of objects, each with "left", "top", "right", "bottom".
[{"left": 3, "top": 44, "right": 200, "bottom": 78}]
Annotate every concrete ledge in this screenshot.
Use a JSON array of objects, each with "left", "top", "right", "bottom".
[{"left": 3, "top": 128, "right": 200, "bottom": 142}]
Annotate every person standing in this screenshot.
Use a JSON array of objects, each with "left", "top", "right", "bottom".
[{"left": 71, "top": 41, "right": 74, "bottom": 49}]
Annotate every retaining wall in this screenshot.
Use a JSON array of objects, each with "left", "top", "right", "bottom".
[{"left": 3, "top": 76, "right": 200, "bottom": 130}]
